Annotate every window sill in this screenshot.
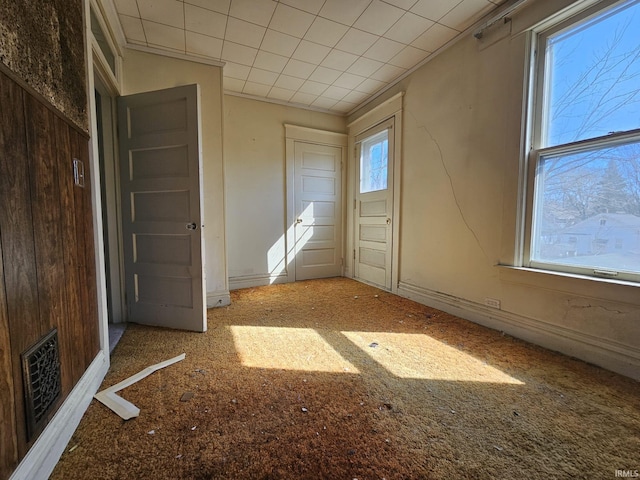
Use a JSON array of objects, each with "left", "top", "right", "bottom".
[{"left": 497, "top": 265, "right": 640, "bottom": 306}]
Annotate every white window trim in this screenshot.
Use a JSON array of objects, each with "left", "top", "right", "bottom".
[{"left": 521, "top": 0, "right": 640, "bottom": 284}]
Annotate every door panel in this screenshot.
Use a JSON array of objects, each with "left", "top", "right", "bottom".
[
  {"left": 118, "top": 84, "right": 206, "bottom": 332},
  {"left": 294, "top": 142, "right": 343, "bottom": 280},
  {"left": 355, "top": 121, "right": 394, "bottom": 290}
]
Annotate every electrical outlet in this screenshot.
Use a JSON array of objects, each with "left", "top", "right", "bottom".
[{"left": 485, "top": 298, "right": 501, "bottom": 309}]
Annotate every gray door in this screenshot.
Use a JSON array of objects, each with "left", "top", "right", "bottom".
[{"left": 117, "top": 84, "right": 206, "bottom": 332}]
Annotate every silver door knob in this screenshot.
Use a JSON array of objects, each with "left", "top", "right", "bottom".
[
  {"left": 386, "top": 218, "right": 391, "bottom": 225},
  {"left": 186, "top": 222, "right": 198, "bottom": 230},
  {"left": 296, "top": 218, "right": 303, "bottom": 224}
]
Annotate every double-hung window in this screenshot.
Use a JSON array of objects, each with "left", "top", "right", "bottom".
[{"left": 527, "top": 0, "right": 640, "bottom": 282}]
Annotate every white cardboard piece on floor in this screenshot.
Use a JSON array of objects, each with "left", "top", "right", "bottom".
[{"left": 94, "top": 353, "right": 186, "bottom": 420}]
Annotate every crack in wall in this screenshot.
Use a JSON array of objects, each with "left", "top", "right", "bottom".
[{"left": 407, "top": 109, "right": 490, "bottom": 262}]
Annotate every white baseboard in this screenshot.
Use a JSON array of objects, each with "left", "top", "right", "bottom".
[
  {"left": 206, "top": 290, "right": 231, "bottom": 308},
  {"left": 397, "top": 281, "right": 640, "bottom": 381},
  {"left": 228, "top": 273, "right": 289, "bottom": 291},
  {"left": 10, "top": 351, "right": 110, "bottom": 480}
]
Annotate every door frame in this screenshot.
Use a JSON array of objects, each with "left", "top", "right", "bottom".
[
  {"left": 284, "top": 125, "right": 348, "bottom": 283},
  {"left": 347, "top": 92, "right": 403, "bottom": 293}
]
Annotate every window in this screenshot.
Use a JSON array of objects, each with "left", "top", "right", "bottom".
[
  {"left": 360, "top": 130, "right": 389, "bottom": 193},
  {"left": 528, "top": 0, "right": 640, "bottom": 281}
]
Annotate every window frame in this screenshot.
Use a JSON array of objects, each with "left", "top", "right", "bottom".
[{"left": 524, "top": 0, "right": 640, "bottom": 283}]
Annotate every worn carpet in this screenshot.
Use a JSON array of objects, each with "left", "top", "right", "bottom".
[{"left": 51, "top": 278, "right": 639, "bottom": 479}]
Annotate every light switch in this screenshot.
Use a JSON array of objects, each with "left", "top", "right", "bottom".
[{"left": 73, "top": 158, "right": 85, "bottom": 187}]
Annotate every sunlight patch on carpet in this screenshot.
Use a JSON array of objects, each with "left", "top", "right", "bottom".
[
  {"left": 342, "top": 331, "right": 524, "bottom": 384},
  {"left": 230, "top": 326, "right": 360, "bottom": 373}
]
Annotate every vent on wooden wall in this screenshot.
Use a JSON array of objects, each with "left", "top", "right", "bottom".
[{"left": 21, "top": 329, "right": 62, "bottom": 440}]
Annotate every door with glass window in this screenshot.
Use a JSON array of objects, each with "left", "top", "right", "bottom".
[{"left": 355, "top": 119, "right": 394, "bottom": 289}]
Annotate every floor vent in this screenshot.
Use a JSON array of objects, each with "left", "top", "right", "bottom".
[{"left": 21, "top": 329, "right": 62, "bottom": 440}]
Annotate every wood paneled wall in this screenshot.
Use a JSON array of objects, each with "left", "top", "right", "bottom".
[{"left": 0, "top": 69, "right": 100, "bottom": 478}]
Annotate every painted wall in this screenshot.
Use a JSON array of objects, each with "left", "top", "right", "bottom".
[
  {"left": 121, "top": 49, "right": 229, "bottom": 306},
  {"left": 224, "top": 95, "right": 346, "bottom": 288},
  {"left": 348, "top": 0, "right": 640, "bottom": 379}
]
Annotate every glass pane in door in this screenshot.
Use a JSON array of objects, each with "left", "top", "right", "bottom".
[{"left": 360, "top": 130, "right": 389, "bottom": 193}]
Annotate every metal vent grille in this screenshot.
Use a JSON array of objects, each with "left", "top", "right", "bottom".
[{"left": 21, "top": 329, "right": 62, "bottom": 440}]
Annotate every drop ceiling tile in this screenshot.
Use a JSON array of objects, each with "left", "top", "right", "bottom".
[
  {"left": 331, "top": 100, "right": 357, "bottom": 112},
  {"left": 274, "top": 75, "right": 305, "bottom": 90},
  {"left": 304, "top": 17, "right": 349, "bottom": 47},
  {"left": 333, "top": 72, "right": 366, "bottom": 89},
  {"left": 221, "top": 41, "right": 258, "bottom": 66},
  {"left": 355, "top": 77, "right": 387, "bottom": 93},
  {"left": 320, "top": 49, "right": 358, "bottom": 71},
  {"left": 292, "top": 40, "right": 331, "bottom": 64},
  {"left": 137, "top": 0, "right": 184, "bottom": 28},
  {"left": 363, "top": 37, "right": 404, "bottom": 62},
  {"left": 243, "top": 81, "right": 272, "bottom": 96},
  {"left": 335, "top": 28, "right": 379, "bottom": 56},
  {"left": 224, "top": 61, "right": 251, "bottom": 80},
  {"left": 247, "top": 67, "right": 279, "bottom": 86},
  {"left": 224, "top": 77, "right": 246, "bottom": 91},
  {"left": 410, "top": 0, "right": 459, "bottom": 21},
  {"left": 389, "top": 45, "right": 429, "bottom": 68},
  {"left": 143, "top": 20, "right": 185, "bottom": 51},
  {"left": 382, "top": 0, "right": 419, "bottom": 9},
  {"left": 318, "top": 0, "right": 371, "bottom": 26},
  {"left": 186, "top": 31, "right": 223, "bottom": 58},
  {"left": 270, "top": 3, "right": 315, "bottom": 38},
  {"left": 253, "top": 50, "right": 289, "bottom": 73},
  {"left": 311, "top": 96, "right": 338, "bottom": 109},
  {"left": 261, "top": 29, "right": 300, "bottom": 56},
  {"left": 268, "top": 87, "right": 296, "bottom": 101},
  {"left": 229, "top": 0, "right": 277, "bottom": 27},
  {"left": 185, "top": 0, "right": 230, "bottom": 15},
  {"left": 323, "top": 85, "right": 350, "bottom": 100},
  {"left": 309, "top": 66, "right": 342, "bottom": 84},
  {"left": 411, "top": 22, "right": 458, "bottom": 51},
  {"left": 283, "top": 59, "right": 317, "bottom": 79},
  {"left": 370, "top": 62, "right": 405, "bottom": 81},
  {"left": 347, "top": 56, "right": 384, "bottom": 76},
  {"left": 342, "top": 89, "right": 369, "bottom": 104},
  {"left": 119, "top": 15, "right": 146, "bottom": 43},
  {"left": 225, "top": 17, "right": 266, "bottom": 48},
  {"left": 114, "top": 0, "right": 139, "bottom": 18},
  {"left": 385, "top": 12, "right": 434, "bottom": 44},
  {"left": 185, "top": 4, "right": 227, "bottom": 38},
  {"left": 353, "top": 0, "right": 405, "bottom": 36},
  {"left": 290, "top": 91, "right": 318, "bottom": 105},
  {"left": 279, "top": 0, "right": 325, "bottom": 15},
  {"left": 299, "top": 79, "right": 328, "bottom": 95},
  {"left": 439, "top": 0, "right": 495, "bottom": 31}
]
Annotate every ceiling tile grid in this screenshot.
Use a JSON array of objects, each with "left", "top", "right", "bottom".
[{"left": 112, "top": 0, "right": 506, "bottom": 114}]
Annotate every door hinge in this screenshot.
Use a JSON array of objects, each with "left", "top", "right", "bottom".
[
  {"left": 353, "top": 199, "right": 356, "bottom": 209},
  {"left": 353, "top": 249, "right": 356, "bottom": 260}
]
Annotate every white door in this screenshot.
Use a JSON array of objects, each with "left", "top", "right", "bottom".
[
  {"left": 355, "top": 120, "right": 394, "bottom": 290},
  {"left": 117, "top": 84, "right": 206, "bottom": 332},
  {"left": 294, "top": 141, "right": 343, "bottom": 280}
]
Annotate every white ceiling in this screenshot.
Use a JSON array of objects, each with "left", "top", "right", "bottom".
[{"left": 112, "top": 0, "right": 507, "bottom": 115}]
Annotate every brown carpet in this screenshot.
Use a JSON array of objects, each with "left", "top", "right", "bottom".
[{"left": 51, "top": 278, "right": 640, "bottom": 479}]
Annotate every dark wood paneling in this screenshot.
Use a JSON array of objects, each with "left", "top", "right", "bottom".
[
  {"left": 72, "top": 131, "right": 101, "bottom": 368},
  {"left": 0, "top": 70, "right": 101, "bottom": 476},
  {"left": 0, "top": 71, "right": 19, "bottom": 480},
  {"left": 54, "top": 119, "right": 80, "bottom": 392},
  {"left": 0, "top": 69, "right": 40, "bottom": 459}
]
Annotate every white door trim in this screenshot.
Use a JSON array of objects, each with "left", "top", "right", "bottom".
[
  {"left": 347, "top": 93, "right": 403, "bottom": 293},
  {"left": 285, "top": 125, "right": 348, "bottom": 282}
]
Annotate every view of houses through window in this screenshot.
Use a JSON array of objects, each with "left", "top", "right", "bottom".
[{"left": 530, "top": 0, "right": 640, "bottom": 278}]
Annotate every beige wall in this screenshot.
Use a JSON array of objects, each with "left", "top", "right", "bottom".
[
  {"left": 224, "top": 95, "right": 346, "bottom": 288},
  {"left": 348, "top": 0, "right": 640, "bottom": 379},
  {"left": 122, "top": 49, "right": 229, "bottom": 306}
]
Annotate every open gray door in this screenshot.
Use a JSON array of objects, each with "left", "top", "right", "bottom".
[{"left": 118, "top": 84, "right": 206, "bottom": 332}]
